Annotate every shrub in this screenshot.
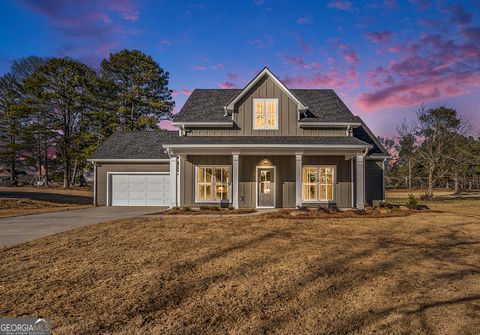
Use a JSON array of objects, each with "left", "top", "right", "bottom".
[
  {"left": 420, "top": 191, "right": 432, "bottom": 201},
  {"left": 296, "top": 205, "right": 309, "bottom": 211},
  {"left": 406, "top": 194, "right": 418, "bottom": 210},
  {"left": 172, "top": 207, "right": 180, "bottom": 211},
  {"left": 209, "top": 206, "right": 220, "bottom": 211},
  {"left": 353, "top": 209, "right": 368, "bottom": 215},
  {"left": 199, "top": 206, "right": 210, "bottom": 210},
  {"left": 228, "top": 206, "right": 235, "bottom": 210},
  {"left": 328, "top": 203, "right": 339, "bottom": 213},
  {"left": 180, "top": 207, "right": 191, "bottom": 212}
]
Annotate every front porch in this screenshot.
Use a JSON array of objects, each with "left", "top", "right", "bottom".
[{"left": 168, "top": 151, "right": 367, "bottom": 209}]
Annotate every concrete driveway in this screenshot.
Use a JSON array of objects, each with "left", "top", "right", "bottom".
[{"left": 0, "top": 206, "right": 166, "bottom": 248}]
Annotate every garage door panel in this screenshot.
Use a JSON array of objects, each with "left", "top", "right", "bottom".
[{"left": 110, "top": 173, "right": 170, "bottom": 206}]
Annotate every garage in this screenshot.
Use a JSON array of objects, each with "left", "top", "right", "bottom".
[{"left": 109, "top": 173, "right": 170, "bottom": 206}]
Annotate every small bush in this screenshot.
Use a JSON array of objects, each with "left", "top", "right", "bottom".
[
  {"left": 199, "top": 206, "right": 210, "bottom": 210},
  {"left": 172, "top": 207, "right": 180, "bottom": 211},
  {"left": 228, "top": 206, "right": 235, "bottom": 210},
  {"left": 180, "top": 207, "right": 191, "bottom": 212},
  {"left": 209, "top": 206, "right": 220, "bottom": 211},
  {"left": 406, "top": 194, "right": 418, "bottom": 210},
  {"left": 296, "top": 205, "right": 309, "bottom": 211},
  {"left": 353, "top": 209, "right": 368, "bottom": 215},
  {"left": 328, "top": 203, "right": 339, "bottom": 213}
]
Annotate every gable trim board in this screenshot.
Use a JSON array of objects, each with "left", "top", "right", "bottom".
[{"left": 225, "top": 67, "right": 308, "bottom": 112}]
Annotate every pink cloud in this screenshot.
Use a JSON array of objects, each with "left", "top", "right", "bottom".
[
  {"left": 194, "top": 65, "right": 206, "bottom": 70},
  {"left": 327, "top": 0, "right": 352, "bottom": 10},
  {"left": 338, "top": 43, "right": 359, "bottom": 65},
  {"left": 106, "top": 0, "right": 139, "bottom": 21},
  {"left": 283, "top": 68, "right": 359, "bottom": 89},
  {"left": 181, "top": 89, "right": 192, "bottom": 96},
  {"left": 211, "top": 64, "right": 225, "bottom": 70},
  {"left": 388, "top": 45, "right": 402, "bottom": 53},
  {"left": 356, "top": 72, "right": 480, "bottom": 110},
  {"left": 444, "top": 3, "right": 472, "bottom": 25},
  {"left": 171, "top": 89, "right": 180, "bottom": 97},
  {"left": 364, "top": 31, "right": 393, "bottom": 43},
  {"left": 227, "top": 73, "right": 239, "bottom": 80},
  {"left": 299, "top": 39, "right": 312, "bottom": 54},
  {"left": 218, "top": 81, "right": 237, "bottom": 89}
]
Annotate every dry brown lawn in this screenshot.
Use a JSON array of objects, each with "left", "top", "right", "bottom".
[
  {"left": 1, "top": 198, "right": 480, "bottom": 334},
  {"left": 0, "top": 186, "right": 92, "bottom": 218}
]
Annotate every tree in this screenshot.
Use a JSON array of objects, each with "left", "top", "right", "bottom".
[
  {"left": 0, "top": 74, "right": 22, "bottom": 181},
  {"left": 26, "top": 58, "right": 98, "bottom": 188},
  {"left": 397, "top": 123, "right": 417, "bottom": 189},
  {"left": 415, "top": 106, "right": 463, "bottom": 197},
  {"left": 100, "top": 49, "right": 174, "bottom": 131},
  {"left": 12, "top": 56, "right": 47, "bottom": 183}
]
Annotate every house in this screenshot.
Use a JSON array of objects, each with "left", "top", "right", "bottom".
[{"left": 89, "top": 68, "right": 390, "bottom": 209}]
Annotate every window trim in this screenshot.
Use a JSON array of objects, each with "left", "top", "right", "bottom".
[
  {"left": 194, "top": 165, "right": 232, "bottom": 203},
  {"left": 252, "top": 98, "right": 279, "bottom": 130},
  {"left": 301, "top": 165, "right": 336, "bottom": 203}
]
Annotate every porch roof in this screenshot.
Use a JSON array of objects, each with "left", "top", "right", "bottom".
[{"left": 163, "top": 135, "right": 370, "bottom": 147}]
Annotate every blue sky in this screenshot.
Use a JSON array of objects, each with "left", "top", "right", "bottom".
[{"left": 1, "top": 0, "right": 479, "bottom": 136}]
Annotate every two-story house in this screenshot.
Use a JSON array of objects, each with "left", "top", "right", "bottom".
[{"left": 89, "top": 68, "right": 390, "bottom": 209}]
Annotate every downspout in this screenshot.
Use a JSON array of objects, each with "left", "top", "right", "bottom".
[{"left": 93, "top": 161, "right": 97, "bottom": 206}]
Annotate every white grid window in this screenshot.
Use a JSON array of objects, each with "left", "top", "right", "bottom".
[
  {"left": 196, "top": 166, "right": 230, "bottom": 202},
  {"left": 253, "top": 98, "right": 278, "bottom": 130},
  {"left": 302, "top": 166, "right": 335, "bottom": 202}
]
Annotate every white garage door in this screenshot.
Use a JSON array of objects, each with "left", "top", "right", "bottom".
[{"left": 110, "top": 173, "right": 170, "bottom": 206}]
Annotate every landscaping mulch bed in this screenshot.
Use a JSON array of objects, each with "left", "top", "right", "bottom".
[
  {"left": 262, "top": 207, "right": 420, "bottom": 219},
  {"left": 156, "top": 208, "right": 257, "bottom": 215}
]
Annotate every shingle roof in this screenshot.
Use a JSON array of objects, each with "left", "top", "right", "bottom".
[
  {"left": 90, "top": 131, "right": 177, "bottom": 160},
  {"left": 173, "top": 88, "right": 358, "bottom": 123},
  {"left": 162, "top": 136, "right": 370, "bottom": 146}
]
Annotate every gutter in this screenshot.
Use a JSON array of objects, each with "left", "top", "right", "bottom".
[
  {"left": 87, "top": 159, "right": 170, "bottom": 163},
  {"left": 162, "top": 144, "right": 373, "bottom": 149},
  {"left": 171, "top": 121, "right": 234, "bottom": 128},
  {"left": 298, "top": 122, "right": 362, "bottom": 128}
]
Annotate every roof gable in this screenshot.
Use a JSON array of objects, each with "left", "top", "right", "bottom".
[{"left": 225, "top": 67, "right": 308, "bottom": 111}]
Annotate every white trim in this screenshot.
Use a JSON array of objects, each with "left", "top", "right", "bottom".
[
  {"left": 351, "top": 158, "right": 354, "bottom": 208},
  {"left": 171, "top": 121, "right": 234, "bottom": 128},
  {"left": 106, "top": 171, "right": 170, "bottom": 207},
  {"left": 252, "top": 98, "right": 279, "bottom": 130},
  {"left": 225, "top": 67, "right": 308, "bottom": 111},
  {"left": 170, "top": 157, "right": 177, "bottom": 208},
  {"left": 232, "top": 153, "right": 239, "bottom": 209},
  {"left": 88, "top": 159, "right": 170, "bottom": 163},
  {"left": 355, "top": 153, "right": 365, "bottom": 209},
  {"left": 255, "top": 165, "right": 277, "bottom": 209},
  {"left": 298, "top": 122, "right": 361, "bottom": 128},
  {"left": 295, "top": 153, "right": 303, "bottom": 208},
  {"left": 367, "top": 155, "right": 391, "bottom": 160},
  {"left": 194, "top": 165, "right": 232, "bottom": 204},
  {"left": 301, "top": 165, "right": 337, "bottom": 203}
]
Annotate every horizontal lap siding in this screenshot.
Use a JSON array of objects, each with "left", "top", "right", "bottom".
[
  {"left": 96, "top": 163, "right": 170, "bottom": 206},
  {"left": 302, "top": 156, "right": 353, "bottom": 208}
]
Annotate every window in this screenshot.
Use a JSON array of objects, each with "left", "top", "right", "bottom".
[
  {"left": 302, "top": 166, "right": 335, "bottom": 202},
  {"left": 253, "top": 98, "right": 278, "bottom": 130},
  {"left": 196, "top": 166, "right": 230, "bottom": 202}
]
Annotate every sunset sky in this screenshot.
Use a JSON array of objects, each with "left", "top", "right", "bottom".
[{"left": 1, "top": 0, "right": 478, "bottom": 137}]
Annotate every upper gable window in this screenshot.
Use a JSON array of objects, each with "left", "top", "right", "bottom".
[{"left": 253, "top": 98, "right": 278, "bottom": 130}]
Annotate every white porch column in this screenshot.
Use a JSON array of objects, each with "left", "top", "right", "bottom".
[
  {"left": 356, "top": 153, "right": 365, "bottom": 209},
  {"left": 295, "top": 152, "right": 303, "bottom": 208},
  {"left": 232, "top": 153, "right": 239, "bottom": 209},
  {"left": 170, "top": 156, "right": 177, "bottom": 208}
]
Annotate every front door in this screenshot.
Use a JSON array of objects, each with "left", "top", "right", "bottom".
[{"left": 257, "top": 167, "right": 275, "bottom": 208}]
